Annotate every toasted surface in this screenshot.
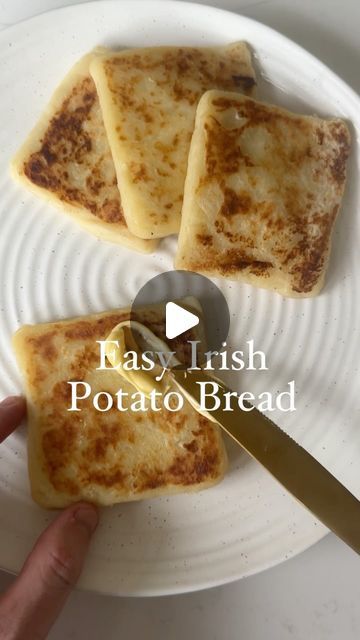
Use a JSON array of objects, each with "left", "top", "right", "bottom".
[
  {"left": 90, "top": 43, "right": 256, "bottom": 239},
  {"left": 13, "top": 304, "right": 227, "bottom": 508},
  {"left": 11, "top": 51, "right": 157, "bottom": 253},
  {"left": 175, "top": 91, "right": 351, "bottom": 297}
]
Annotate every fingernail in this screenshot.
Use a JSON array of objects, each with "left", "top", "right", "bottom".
[
  {"left": 0, "top": 395, "right": 24, "bottom": 407},
  {"left": 74, "top": 504, "right": 99, "bottom": 534}
]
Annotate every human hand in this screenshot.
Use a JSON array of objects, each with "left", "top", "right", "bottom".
[{"left": 0, "top": 396, "right": 99, "bottom": 640}]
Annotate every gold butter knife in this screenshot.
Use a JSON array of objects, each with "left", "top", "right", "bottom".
[{"left": 170, "top": 367, "right": 360, "bottom": 554}]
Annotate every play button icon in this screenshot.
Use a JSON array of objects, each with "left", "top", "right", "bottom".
[
  {"left": 130, "top": 270, "right": 230, "bottom": 365},
  {"left": 165, "top": 302, "right": 199, "bottom": 340}
]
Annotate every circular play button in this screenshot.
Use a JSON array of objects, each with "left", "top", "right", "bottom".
[
  {"left": 165, "top": 301, "right": 200, "bottom": 340},
  {"left": 130, "top": 270, "right": 230, "bottom": 366}
]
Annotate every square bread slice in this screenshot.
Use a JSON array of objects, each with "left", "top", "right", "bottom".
[
  {"left": 175, "top": 90, "right": 351, "bottom": 297},
  {"left": 11, "top": 51, "right": 157, "bottom": 253},
  {"left": 13, "top": 302, "right": 227, "bottom": 508},
  {"left": 90, "top": 43, "right": 256, "bottom": 239}
]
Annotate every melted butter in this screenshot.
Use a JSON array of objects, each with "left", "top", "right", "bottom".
[
  {"left": 105, "top": 320, "right": 175, "bottom": 397},
  {"left": 106, "top": 320, "right": 218, "bottom": 423}
]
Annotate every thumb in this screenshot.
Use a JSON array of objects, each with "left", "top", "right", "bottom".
[
  {"left": 0, "top": 396, "right": 26, "bottom": 443},
  {"left": 0, "top": 502, "right": 99, "bottom": 640}
]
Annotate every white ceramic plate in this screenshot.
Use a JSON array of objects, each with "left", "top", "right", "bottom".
[{"left": 0, "top": 0, "right": 359, "bottom": 596}]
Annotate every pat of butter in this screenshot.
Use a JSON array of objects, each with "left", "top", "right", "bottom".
[
  {"left": 105, "top": 320, "right": 218, "bottom": 423},
  {"left": 105, "top": 320, "right": 174, "bottom": 397}
]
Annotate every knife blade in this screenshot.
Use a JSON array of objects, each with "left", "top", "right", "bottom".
[{"left": 170, "top": 367, "right": 360, "bottom": 554}]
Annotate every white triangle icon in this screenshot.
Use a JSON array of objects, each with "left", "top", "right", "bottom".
[{"left": 166, "top": 302, "right": 199, "bottom": 340}]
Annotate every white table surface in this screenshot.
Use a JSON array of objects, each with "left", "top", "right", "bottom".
[{"left": 0, "top": 1, "right": 359, "bottom": 638}]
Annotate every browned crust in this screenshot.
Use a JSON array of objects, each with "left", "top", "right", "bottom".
[
  {"left": 84, "top": 43, "right": 257, "bottom": 239},
  {"left": 22, "top": 76, "right": 125, "bottom": 224},
  {"left": 182, "top": 93, "right": 351, "bottom": 295}
]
